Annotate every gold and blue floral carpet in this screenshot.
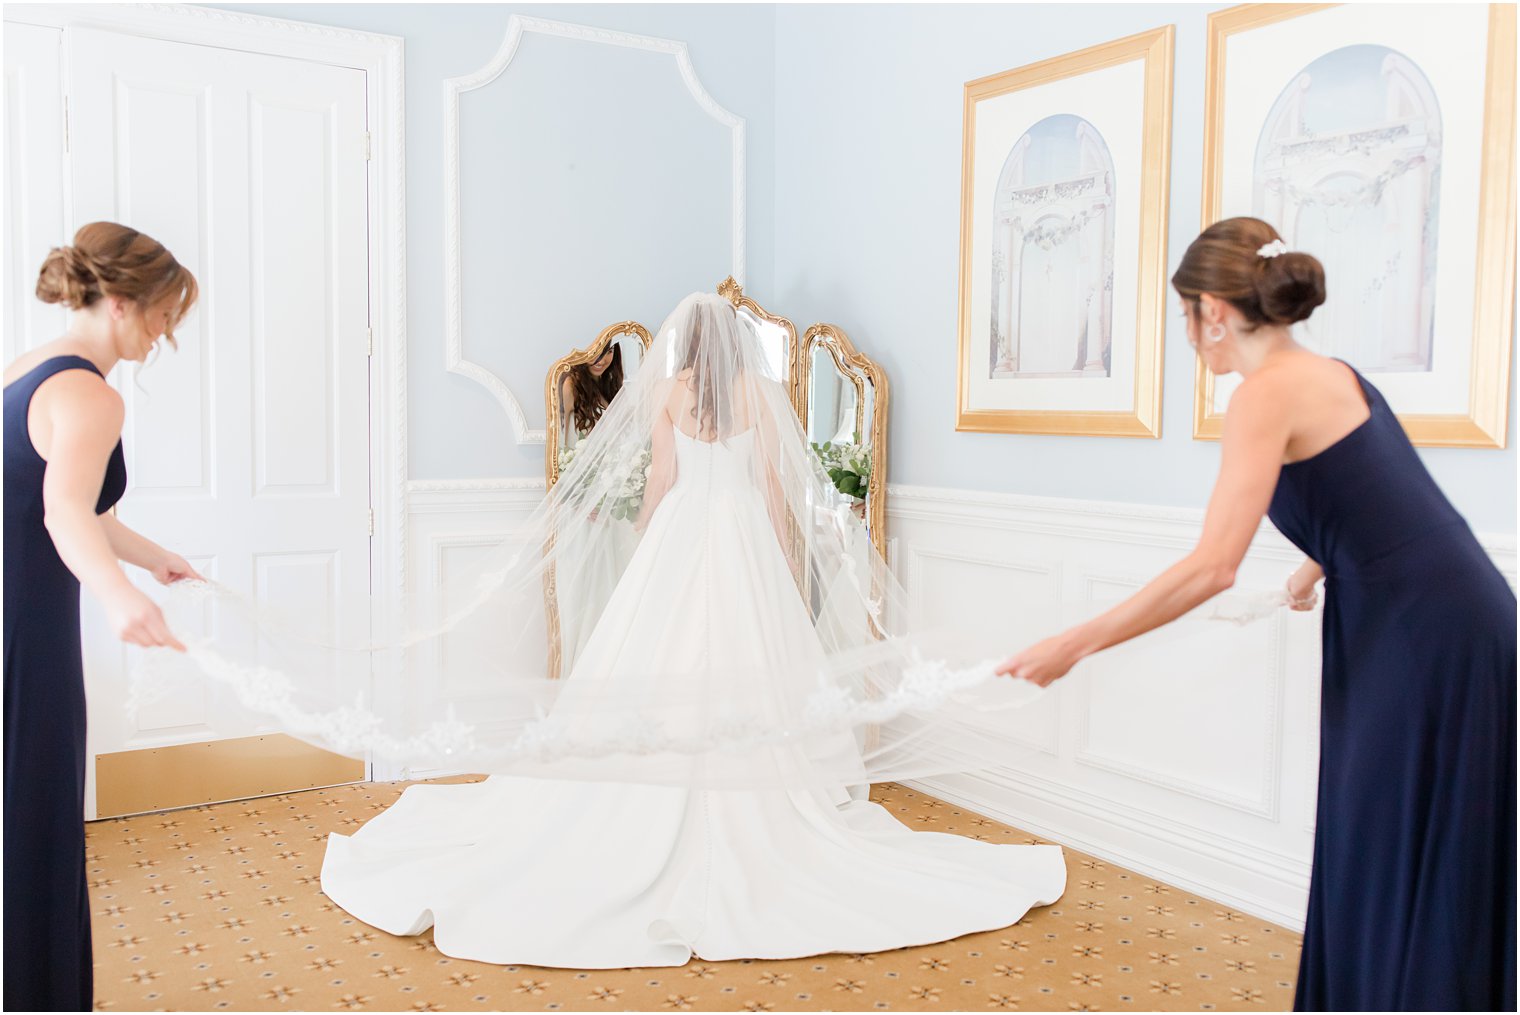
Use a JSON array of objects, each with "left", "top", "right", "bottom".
[{"left": 88, "top": 778, "right": 1300, "bottom": 1011}]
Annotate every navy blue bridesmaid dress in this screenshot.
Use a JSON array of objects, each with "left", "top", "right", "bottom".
[
  {"left": 1268, "top": 363, "right": 1515, "bottom": 1011},
  {"left": 4, "top": 355, "right": 128, "bottom": 1012}
]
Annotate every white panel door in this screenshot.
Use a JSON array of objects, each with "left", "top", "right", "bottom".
[
  {"left": 3, "top": 21, "right": 68, "bottom": 363},
  {"left": 65, "top": 27, "right": 372, "bottom": 815}
]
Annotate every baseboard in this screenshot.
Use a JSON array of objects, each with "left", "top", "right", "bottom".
[{"left": 909, "top": 772, "right": 1310, "bottom": 930}]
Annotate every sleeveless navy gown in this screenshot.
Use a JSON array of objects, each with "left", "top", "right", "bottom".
[
  {"left": 1268, "top": 364, "right": 1515, "bottom": 1011},
  {"left": 4, "top": 355, "right": 127, "bottom": 1011}
]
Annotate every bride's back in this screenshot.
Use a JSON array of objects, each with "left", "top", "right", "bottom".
[{"left": 664, "top": 367, "right": 761, "bottom": 443}]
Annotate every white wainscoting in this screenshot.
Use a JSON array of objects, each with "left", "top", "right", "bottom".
[
  {"left": 386, "top": 479, "right": 546, "bottom": 782},
  {"left": 888, "top": 483, "right": 1516, "bottom": 930},
  {"left": 405, "top": 478, "right": 546, "bottom": 581},
  {"left": 399, "top": 478, "right": 1516, "bottom": 928}
]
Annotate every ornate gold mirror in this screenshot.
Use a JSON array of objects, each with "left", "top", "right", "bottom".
[
  {"left": 544, "top": 321, "right": 653, "bottom": 487},
  {"left": 545, "top": 280, "right": 801, "bottom": 488},
  {"left": 540, "top": 285, "right": 890, "bottom": 674},
  {"left": 800, "top": 324, "right": 890, "bottom": 560},
  {"left": 716, "top": 276, "right": 801, "bottom": 408}
]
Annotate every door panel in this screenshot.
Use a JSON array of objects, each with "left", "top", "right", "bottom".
[
  {"left": 3, "top": 22, "right": 68, "bottom": 363},
  {"left": 66, "top": 27, "right": 371, "bottom": 816}
]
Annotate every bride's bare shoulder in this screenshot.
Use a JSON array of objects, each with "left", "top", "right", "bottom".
[
  {"left": 735, "top": 369, "right": 783, "bottom": 393},
  {"left": 651, "top": 376, "right": 685, "bottom": 414}
]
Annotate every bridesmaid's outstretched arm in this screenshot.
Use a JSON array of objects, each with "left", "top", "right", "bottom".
[
  {"left": 996, "top": 375, "right": 1293, "bottom": 687},
  {"left": 98, "top": 513, "right": 203, "bottom": 585},
  {"left": 37, "top": 371, "right": 185, "bottom": 651}
]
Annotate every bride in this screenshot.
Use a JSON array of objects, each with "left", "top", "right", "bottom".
[{"left": 316, "top": 293, "right": 1066, "bottom": 967}]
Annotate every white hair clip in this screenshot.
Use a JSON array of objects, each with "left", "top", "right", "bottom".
[{"left": 1257, "top": 239, "right": 1289, "bottom": 259}]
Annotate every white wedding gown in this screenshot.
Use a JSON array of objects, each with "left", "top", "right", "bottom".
[{"left": 321, "top": 427, "right": 1065, "bottom": 967}]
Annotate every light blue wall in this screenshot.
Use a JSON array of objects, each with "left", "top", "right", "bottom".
[
  {"left": 211, "top": 3, "right": 776, "bottom": 479},
  {"left": 772, "top": 3, "right": 1517, "bottom": 534},
  {"left": 210, "top": 3, "right": 1514, "bottom": 533}
]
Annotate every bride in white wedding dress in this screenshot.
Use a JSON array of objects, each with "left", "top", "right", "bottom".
[{"left": 318, "top": 293, "right": 1066, "bottom": 967}]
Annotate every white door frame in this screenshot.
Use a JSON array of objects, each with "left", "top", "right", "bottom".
[{"left": 8, "top": 4, "right": 410, "bottom": 702}]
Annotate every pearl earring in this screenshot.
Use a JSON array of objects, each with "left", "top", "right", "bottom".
[{"left": 1205, "top": 324, "right": 1226, "bottom": 344}]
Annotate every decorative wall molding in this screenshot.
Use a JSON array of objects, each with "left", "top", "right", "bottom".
[
  {"left": 901, "top": 544, "right": 1061, "bottom": 757},
  {"left": 1071, "top": 571, "right": 1287, "bottom": 821},
  {"left": 386, "top": 476, "right": 1509, "bottom": 917},
  {"left": 889, "top": 483, "right": 1517, "bottom": 575},
  {"left": 442, "top": 14, "right": 746, "bottom": 445},
  {"left": 407, "top": 477, "right": 547, "bottom": 494},
  {"left": 427, "top": 530, "right": 515, "bottom": 586},
  {"left": 407, "top": 478, "right": 546, "bottom": 516},
  {"left": 914, "top": 769, "right": 1314, "bottom": 930},
  {"left": 886, "top": 481, "right": 1513, "bottom": 926}
]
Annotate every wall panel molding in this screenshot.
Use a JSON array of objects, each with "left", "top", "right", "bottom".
[
  {"left": 887, "top": 482, "right": 1512, "bottom": 925},
  {"left": 442, "top": 14, "right": 746, "bottom": 445}
]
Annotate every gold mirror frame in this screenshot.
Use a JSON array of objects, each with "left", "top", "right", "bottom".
[
  {"left": 540, "top": 286, "right": 891, "bottom": 673},
  {"left": 543, "top": 320, "right": 654, "bottom": 488},
  {"left": 716, "top": 276, "right": 802, "bottom": 410},
  {"left": 544, "top": 279, "right": 801, "bottom": 489},
  {"left": 541, "top": 321, "right": 652, "bottom": 681},
  {"left": 800, "top": 323, "right": 890, "bottom": 560}
]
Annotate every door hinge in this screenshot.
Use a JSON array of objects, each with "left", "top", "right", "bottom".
[
  {"left": 366, "top": 328, "right": 373, "bottom": 357},
  {"left": 63, "top": 96, "right": 70, "bottom": 154},
  {"left": 364, "top": 132, "right": 372, "bottom": 161},
  {"left": 367, "top": 509, "right": 375, "bottom": 537}
]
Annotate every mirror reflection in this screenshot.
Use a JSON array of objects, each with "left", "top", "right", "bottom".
[
  {"left": 807, "top": 345, "right": 872, "bottom": 448},
  {"left": 559, "top": 336, "right": 644, "bottom": 454},
  {"left": 802, "top": 324, "right": 888, "bottom": 557},
  {"left": 737, "top": 306, "right": 794, "bottom": 393},
  {"left": 545, "top": 324, "right": 651, "bottom": 488}
]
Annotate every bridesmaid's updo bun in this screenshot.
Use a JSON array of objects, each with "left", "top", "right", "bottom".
[
  {"left": 35, "top": 222, "right": 198, "bottom": 346},
  {"left": 35, "top": 244, "right": 103, "bottom": 309},
  {"left": 1172, "top": 216, "right": 1326, "bottom": 330}
]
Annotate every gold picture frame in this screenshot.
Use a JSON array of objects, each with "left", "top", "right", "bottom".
[
  {"left": 1195, "top": 3, "right": 1516, "bottom": 447},
  {"left": 956, "top": 26, "right": 1174, "bottom": 437}
]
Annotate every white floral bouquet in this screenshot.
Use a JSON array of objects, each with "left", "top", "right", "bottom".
[
  {"left": 558, "top": 437, "right": 651, "bottom": 522},
  {"left": 599, "top": 446, "right": 653, "bottom": 522},
  {"left": 812, "top": 434, "right": 871, "bottom": 502},
  {"left": 557, "top": 427, "right": 591, "bottom": 475}
]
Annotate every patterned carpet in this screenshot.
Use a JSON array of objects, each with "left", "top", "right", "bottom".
[{"left": 87, "top": 778, "right": 1301, "bottom": 1011}]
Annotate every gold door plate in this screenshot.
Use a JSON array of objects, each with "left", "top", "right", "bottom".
[{"left": 95, "top": 734, "right": 366, "bottom": 818}]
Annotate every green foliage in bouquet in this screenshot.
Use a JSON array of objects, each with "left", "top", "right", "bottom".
[{"left": 811, "top": 433, "right": 872, "bottom": 501}]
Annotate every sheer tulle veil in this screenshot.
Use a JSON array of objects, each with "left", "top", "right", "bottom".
[{"left": 138, "top": 292, "right": 1279, "bottom": 790}]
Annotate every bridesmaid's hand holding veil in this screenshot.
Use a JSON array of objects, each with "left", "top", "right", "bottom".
[
  {"left": 150, "top": 550, "right": 204, "bottom": 586},
  {"left": 995, "top": 633, "right": 1084, "bottom": 688},
  {"left": 995, "top": 363, "right": 1295, "bottom": 688},
  {"left": 1286, "top": 558, "right": 1322, "bottom": 611}
]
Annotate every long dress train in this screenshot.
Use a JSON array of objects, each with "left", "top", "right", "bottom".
[{"left": 322, "top": 427, "right": 1066, "bottom": 967}]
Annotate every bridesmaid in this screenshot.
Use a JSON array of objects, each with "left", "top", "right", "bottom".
[
  {"left": 997, "top": 216, "right": 1515, "bottom": 1011},
  {"left": 4, "top": 222, "right": 201, "bottom": 1011}
]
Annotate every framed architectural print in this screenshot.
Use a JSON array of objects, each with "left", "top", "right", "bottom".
[
  {"left": 1196, "top": 3, "right": 1516, "bottom": 446},
  {"left": 956, "top": 26, "right": 1174, "bottom": 437}
]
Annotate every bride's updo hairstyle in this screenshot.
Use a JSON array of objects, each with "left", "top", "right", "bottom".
[
  {"left": 1172, "top": 216, "right": 1325, "bottom": 331},
  {"left": 36, "top": 221, "right": 199, "bottom": 348}
]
